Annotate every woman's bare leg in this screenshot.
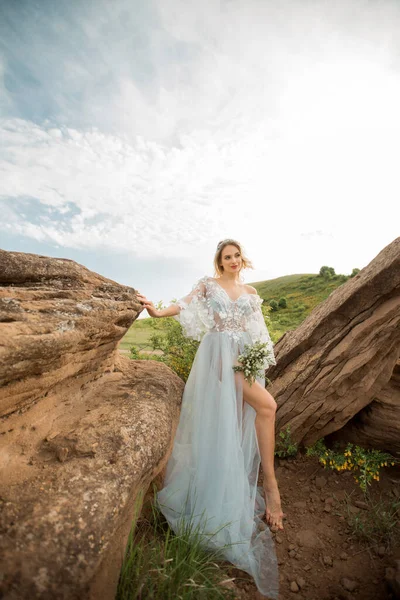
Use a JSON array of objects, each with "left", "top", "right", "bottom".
[{"left": 236, "top": 372, "right": 284, "bottom": 530}]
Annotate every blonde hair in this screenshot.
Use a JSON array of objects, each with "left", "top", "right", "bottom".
[{"left": 213, "top": 239, "right": 254, "bottom": 277}]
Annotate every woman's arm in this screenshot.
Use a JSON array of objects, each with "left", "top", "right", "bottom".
[
  {"left": 158, "top": 304, "right": 181, "bottom": 317},
  {"left": 136, "top": 293, "right": 180, "bottom": 318}
]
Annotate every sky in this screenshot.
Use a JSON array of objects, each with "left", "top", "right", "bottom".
[{"left": 1, "top": 0, "right": 399, "bottom": 309}]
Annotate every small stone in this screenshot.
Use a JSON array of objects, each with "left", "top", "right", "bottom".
[
  {"left": 289, "top": 549, "right": 297, "bottom": 558},
  {"left": 296, "top": 576, "right": 306, "bottom": 589},
  {"left": 315, "top": 476, "right": 327, "bottom": 489},
  {"left": 323, "top": 555, "right": 333, "bottom": 566},
  {"left": 377, "top": 546, "right": 386, "bottom": 557},
  {"left": 324, "top": 504, "right": 332, "bottom": 513},
  {"left": 348, "top": 505, "right": 360, "bottom": 514},
  {"left": 303, "top": 564, "right": 312, "bottom": 571},
  {"left": 325, "top": 497, "right": 335, "bottom": 505},
  {"left": 288, "top": 543, "right": 296, "bottom": 550},
  {"left": 296, "top": 529, "right": 323, "bottom": 549},
  {"left": 341, "top": 578, "right": 358, "bottom": 592},
  {"left": 56, "top": 447, "right": 69, "bottom": 462},
  {"left": 340, "top": 552, "right": 348, "bottom": 561},
  {"left": 290, "top": 581, "right": 299, "bottom": 593},
  {"left": 275, "top": 535, "right": 283, "bottom": 544},
  {"left": 333, "top": 489, "right": 347, "bottom": 501}
]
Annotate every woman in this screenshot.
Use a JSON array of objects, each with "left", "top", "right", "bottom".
[{"left": 137, "top": 239, "right": 284, "bottom": 599}]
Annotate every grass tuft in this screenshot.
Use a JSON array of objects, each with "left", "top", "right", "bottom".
[
  {"left": 116, "top": 488, "right": 238, "bottom": 600},
  {"left": 335, "top": 490, "right": 400, "bottom": 551}
]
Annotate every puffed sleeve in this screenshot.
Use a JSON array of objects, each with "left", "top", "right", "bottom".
[
  {"left": 246, "top": 295, "right": 277, "bottom": 368},
  {"left": 170, "top": 276, "right": 214, "bottom": 341}
]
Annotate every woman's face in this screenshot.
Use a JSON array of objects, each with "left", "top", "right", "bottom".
[{"left": 219, "top": 244, "right": 242, "bottom": 275}]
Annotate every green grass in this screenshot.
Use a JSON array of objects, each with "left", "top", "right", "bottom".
[
  {"left": 116, "top": 488, "right": 238, "bottom": 600},
  {"left": 251, "top": 273, "right": 350, "bottom": 342},
  {"left": 335, "top": 490, "right": 400, "bottom": 551},
  {"left": 120, "top": 272, "right": 350, "bottom": 351},
  {"left": 119, "top": 318, "right": 155, "bottom": 351}
]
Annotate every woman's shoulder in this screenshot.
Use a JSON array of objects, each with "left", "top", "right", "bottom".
[
  {"left": 196, "top": 275, "right": 216, "bottom": 285},
  {"left": 244, "top": 284, "right": 258, "bottom": 295},
  {"left": 190, "top": 275, "right": 212, "bottom": 290}
]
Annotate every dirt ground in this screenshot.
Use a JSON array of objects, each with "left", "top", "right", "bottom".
[{"left": 220, "top": 452, "right": 400, "bottom": 600}]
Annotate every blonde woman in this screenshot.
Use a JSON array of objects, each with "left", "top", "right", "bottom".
[{"left": 137, "top": 239, "right": 284, "bottom": 599}]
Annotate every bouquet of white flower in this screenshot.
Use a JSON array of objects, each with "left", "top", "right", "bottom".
[{"left": 232, "top": 340, "right": 270, "bottom": 386}]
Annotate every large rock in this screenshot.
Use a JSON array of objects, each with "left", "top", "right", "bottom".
[
  {"left": 0, "top": 250, "right": 184, "bottom": 600},
  {"left": 267, "top": 237, "right": 400, "bottom": 453},
  {"left": 0, "top": 250, "right": 141, "bottom": 417},
  {"left": 328, "top": 359, "right": 400, "bottom": 454}
]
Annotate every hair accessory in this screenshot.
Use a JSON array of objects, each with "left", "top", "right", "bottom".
[{"left": 217, "top": 238, "right": 238, "bottom": 250}]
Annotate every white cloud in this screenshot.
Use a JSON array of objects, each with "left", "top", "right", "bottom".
[{"left": 1, "top": 0, "right": 400, "bottom": 282}]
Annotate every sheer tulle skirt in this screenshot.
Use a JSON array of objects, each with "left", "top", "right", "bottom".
[{"left": 156, "top": 331, "right": 279, "bottom": 599}]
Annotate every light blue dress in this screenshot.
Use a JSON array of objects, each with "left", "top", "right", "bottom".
[{"left": 156, "top": 276, "right": 279, "bottom": 599}]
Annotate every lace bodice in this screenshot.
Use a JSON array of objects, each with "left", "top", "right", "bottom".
[{"left": 171, "top": 275, "right": 276, "bottom": 368}]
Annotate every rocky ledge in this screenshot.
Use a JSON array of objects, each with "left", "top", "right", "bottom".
[
  {"left": 268, "top": 236, "right": 400, "bottom": 455},
  {"left": 0, "top": 250, "right": 184, "bottom": 600}
]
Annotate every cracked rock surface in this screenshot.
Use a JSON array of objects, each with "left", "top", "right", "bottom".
[
  {"left": 0, "top": 250, "right": 184, "bottom": 600},
  {"left": 267, "top": 236, "right": 400, "bottom": 454}
]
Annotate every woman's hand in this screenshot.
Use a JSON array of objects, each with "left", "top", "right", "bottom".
[{"left": 136, "top": 293, "right": 161, "bottom": 318}]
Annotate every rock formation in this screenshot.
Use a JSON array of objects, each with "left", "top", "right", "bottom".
[
  {"left": 328, "top": 358, "right": 400, "bottom": 454},
  {"left": 0, "top": 250, "right": 184, "bottom": 600},
  {"left": 1, "top": 235, "right": 399, "bottom": 598},
  {"left": 267, "top": 236, "right": 400, "bottom": 455}
]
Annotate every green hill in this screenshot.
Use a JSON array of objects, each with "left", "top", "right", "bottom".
[
  {"left": 120, "top": 272, "right": 351, "bottom": 352},
  {"left": 251, "top": 272, "right": 350, "bottom": 342}
]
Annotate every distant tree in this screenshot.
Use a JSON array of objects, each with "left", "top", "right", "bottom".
[
  {"left": 269, "top": 299, "right": 279, "bottom": 312},
  {"left": 350, "top": 268, "right": 360, "bottom": 277},
  {"left": 319, "top": 266, "right": 336, "bottom": 279},
  {"left": 338, "top": 274, "right": 348, "bottom": 283},
  {"left": 278, "top": 297, "right": 287, "bottom": 309}
]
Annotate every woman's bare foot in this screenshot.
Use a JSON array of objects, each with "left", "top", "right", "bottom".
[{"left": 263, "top": 478, "right": 285, "bottom": 530}]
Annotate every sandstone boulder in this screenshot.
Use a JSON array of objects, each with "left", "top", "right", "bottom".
[
  {"left": 0, "top": 250, "right": 143, "bottom": 417},
  {"left": 328, "top": 359, "right": 400, "bottom": 454},
  {"left": 267, "top": 237, "right": 400, "bottom": 453},
  {"left": 0, "top": 250, "right": 184, "bottom": 600}
]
